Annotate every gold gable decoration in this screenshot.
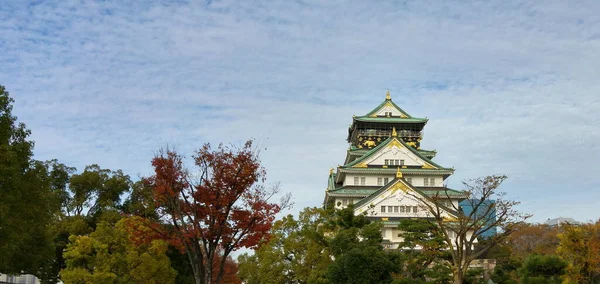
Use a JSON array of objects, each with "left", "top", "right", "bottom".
[
  {"left": 354, "top": 162, "right": 368, "bottom": 168},
  {"left": 422, "top": 163, "right": 436, "bottom": 169},
  {"left": 390, "top": 182, "right": 410, "bottom": 193},
  {"left": 386, "top": 139, "right": 402, "bottom": 149}
]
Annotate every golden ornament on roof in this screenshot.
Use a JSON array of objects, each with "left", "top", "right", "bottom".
[
  {"left": 392, "top": 127, "right": 397, "bottom": 137},
  {"left": 386, "top": 90, "right": 391, "bottom": 100},
  {"left": 396, "top": 167, "right": 403, "bottom": 178}
]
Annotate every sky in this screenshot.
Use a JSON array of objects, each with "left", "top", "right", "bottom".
[{"left": 1, "top": 0, "right": 599, "bottom": 224}]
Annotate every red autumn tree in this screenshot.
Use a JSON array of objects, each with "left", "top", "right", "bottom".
[{"left": 147, "top": 140, "right": 290, "bottom": 284}]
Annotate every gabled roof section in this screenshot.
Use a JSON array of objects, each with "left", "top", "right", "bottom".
[
  {"left": 418, "top": 149, "right": 437, "bottom": 159},
  {"left": 343, "top": 135, "right": 449, "bottom": 170},
  {"left": 353, "top": 178, "right": 460, "bottom": 216},
  {"left": 356, "top": 91, "right": 428, "bottom": 123}
]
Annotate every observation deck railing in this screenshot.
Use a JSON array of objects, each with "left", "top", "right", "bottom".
[{"left": 356, "top": 129, "right": 422, "bottom": 138}]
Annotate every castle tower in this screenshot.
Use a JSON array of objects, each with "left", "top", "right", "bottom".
[{"left": 324, "top": 91, "right": 467, "bottom": 248}]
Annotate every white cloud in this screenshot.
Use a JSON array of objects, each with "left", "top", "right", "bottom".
[{"left": 1, "top": 0, "right": 599, "bottom": 223}]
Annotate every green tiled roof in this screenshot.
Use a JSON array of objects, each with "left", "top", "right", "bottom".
[
  {"left": 328, "top": 185, "right": 379, "bottom": 197},
  {"left": 354, "top": 117, "right": 428, "bottom": 123},
  {"left": 362, "top": 97, "right": 414, "bottom": 118},
  {"left": 419, "top": 187, "right": 467, "bottom": 198},
  {"left": 353, "top": 178, "right": 459, "bottom": 216},
  {"left": 417, "top": 149, "right": 437, "bottom": 158},
  {"left": 338, "top": 167, "right": 453, "bottom": 173},
  {"left": 343, "top": 136, "right": 449, "bottom": 170},
  {"left": 327, "top": 188, "right": 379, "bottom": 197}
]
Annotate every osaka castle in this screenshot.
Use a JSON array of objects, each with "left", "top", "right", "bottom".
[{"left": 324, "top": 91, "right": 467, "bottom": 249}]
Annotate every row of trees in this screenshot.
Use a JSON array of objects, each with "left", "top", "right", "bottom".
[
  {"left": 237, "top": 175, "right": 533, "bottom": 284},
  {"left": 490, "top": 220, "right": 600, "bottom": 283},
  {"left": 238, "top": 206, "right": 600, "bottom": 284},
  {"left": 0, "top": 85, "right": 288, "bottom": 284}
]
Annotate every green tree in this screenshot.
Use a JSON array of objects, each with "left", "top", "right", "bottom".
[
  {"left": 0, "top": 85, "right": 63, "bottom": 276},
  {"left": 41, "top": 163, "right": 132, "bottom": 283},
  {"left": 121, "top": 180, "right": 159, "bottom": 220},
  {"left": 395, "top": 219, "right": 452, "bottom": 283},
  {"left": 325, "top": 206, "right": 400, "bottom": 284},
  {"left": 61, "top": 217, "right": 176, "bottom": 284},
  {"left": 238, "top": 207, "right": 333, "bottom": 284},
  {"left": 66, "top": 164, "right": 131, "bottom": 220},
  {"left": 518, "top": 254, "right": 566, "bottom": 284}
]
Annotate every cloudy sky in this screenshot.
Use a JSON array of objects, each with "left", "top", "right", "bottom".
[{"left": 1, "top": 0, "right": 599, "bottom": 223}]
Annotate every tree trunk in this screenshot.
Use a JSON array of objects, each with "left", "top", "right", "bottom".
[
  {"left": 192, "top": 257, "right": 204, "bottom": 284},
  {"left": 452, "top": 267, "right": 464, "bottom": 284}
]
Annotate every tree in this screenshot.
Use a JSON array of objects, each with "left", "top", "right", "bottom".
[
  {"left": 143, "top": 141, "right": 290, "bottom": 284},
  {"left": 325, "top": 206, "right": 400, "bottom": 284},
  {"left": 556, "top": 221, "right": 600, "bottom": 283},
  {"left": 518, "top": 254, "right": 566, "bottom": 284},
  {"left": 38, "top": 163, "right": 132, "bottom": 283},
  {"left": 0, "top": 85, "right": 63, "bottom": 277},
  {"left": 61, "top": 217, "right": 177, "bottom": 284},
  {"left": 414, "top": 175, "right": 531, "bottom": 284},
  {"left": 238, "top": 207, "right": 333, "bottom": 284},
  {"left": 66, "top": 164, "right": 131, "bottom": 220},
  {"left": 507, "top": 223, "right": 560, "bottom": 260},
  {"left": 395, "top": 219, "right": 452, "bottom": 283}
]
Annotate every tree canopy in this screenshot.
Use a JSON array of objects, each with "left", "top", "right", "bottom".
[{"left": 0, "top": 85, "right": 63, "bottom": 276}]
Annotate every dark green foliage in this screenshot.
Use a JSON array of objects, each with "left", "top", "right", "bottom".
[
  {"left": 167, "top": 247, "right": 196, "bottom": 284},
  {"left": 67, "top": 164, "right": 131, "bottom": 219},
  {"left": 238, "top": 207, "right": 333, "bottom": 284},
  {"left": 0, "top": 86, "right": 63, "bottom": 277},
  {"left": 121, "top": 181, "right": 159, "bottom": 220},
  {"left": 239, "top": 206, "right": 400, "bottom": 284},
  {"left": 491, "top": 257, "right": 521, "bottom": 284},
  {"left": 326, "top": 206, "right": 400, "bottom": 284},
  {"left": 327, "top": 245, "right": 400, "bottom": 284},
  {"left": 519, "top": 255, "right": 566, "bottom": 284},
  {"left": 395, "top": 219, "right": 451, "bottom": 283},
  {"left": 464, "top": 268, "right": 485, "bottom": 284}
]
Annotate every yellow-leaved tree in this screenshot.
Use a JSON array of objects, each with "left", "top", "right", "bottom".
[
  {"left": 556, "top": 220, "right": 600, "bottom": 284},
  {"left": 60, "top": 217, "right": 177, "bottom": 284}
]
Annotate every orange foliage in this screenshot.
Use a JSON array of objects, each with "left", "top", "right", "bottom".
[
  {"left": 507, "top": 223, "right": 560, "bottom": 259},
  {"left": 138, "top": 140, "right": 288, "bottom": 284}
]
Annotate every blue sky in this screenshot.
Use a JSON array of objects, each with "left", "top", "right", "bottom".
[{"left": 1, "top": 0, "right": 599, "bottom": 223}]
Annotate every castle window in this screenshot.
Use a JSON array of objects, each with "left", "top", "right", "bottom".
[
  {"left": 354, "top": 177, "right": 359, "bottom": 185},
  {"left": 424, "top": 178, "right": 429, "bottom": 186},
  {"left": 360, "top": 177, "right": 366, "bottom": 185},
  {"left": 413, "top": 206, "right": 418, "bottom": 213},
  {"left": 406, "top": 177, "right": 412, "bottom": 184},
  {"left": 381, "top": 206, "right": 386, "bottom": 213},
  {"left": 388, "top": 206, "right": 393, "bottom": 213},
  {"left": 384, "top": 178, "right": 389, "bottom": 184},
  {"left": 349, "top": 199, "right": 354, "bottom": 205},
  {"left": 384, "top": 159, "right": 389, "bottom": 165},
  {"left": 377, "top": 178, "right": 382, "bottom": 186},
  {"left": 400, "top": 160, "right": 405, "bottom": 166},
  {"left": 342, "top": 199, "right": 348, "bottom": 206},
  {"left": 430, "top": 178, "right": 435, "bottom": 186},
  {"left": 394, "top": 206, "right": 399, "bottom": 213},
  {"left": 400, "top": 206, "right": 405, "bottom": 213}
]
